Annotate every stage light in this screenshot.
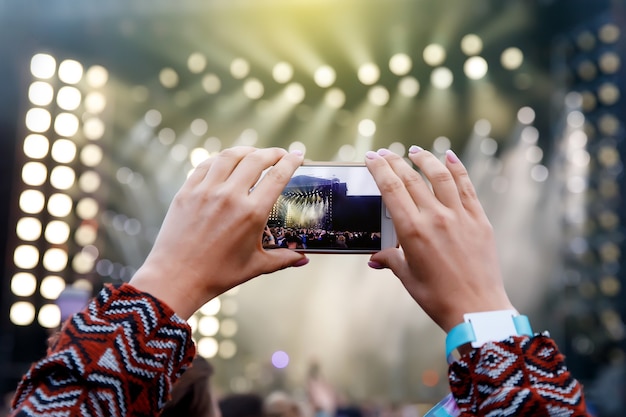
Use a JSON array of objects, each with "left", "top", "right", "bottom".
[
  {"left": 388, "top": 142, "right": 406, "bottom": 157},
  {"left": 271, "top": 350, "right": 289, "bottom": 369},
  {"left": 51, "top": 139, "right": 77, "bottom": 164},
  {"left": 423, "top": 44, "right": 446, "bottom": 66},
  {"left": 198, "top": 337, "right": 219, "bottom": 358},
  {"left": 38, "top": 304, "right": 61, "bottom": 328},
  {"left": 23, "top": 134, "right": 49, "bottom": 159},
  {"left": 16, "top": 217, "right": 42, "bottom": 241},
  {"left": 324, "top": 88, "right": 345, "bottom": 108},
  {"left": 78, "top": 171, "right": 101, "bottom": 193},
  {"left": 480, "top": 138, "right": 498, "bottom": 156},
  {"left": 58, "top": 60, "right": 83, "bottom": 85},
  {"left": 243, "top": 78, "right": 265, "bottom": 99},
  {"left": 571, "top": 149, "right": 590, "bottom": 168},
  {"left": 199, "top": 316, "right": 220, "bottom": 337},
  {"left": 202, "top": 74, "right": 222, "bottom": 94},
  {"left": 525, "top": 146, "right": 543, "bottom": 163},
  {"left": 221, "top": 297, "right": 238, "bottom": 315},
  {"left": 83, "top": 117, "right": 105, "bottom": 140},
  {"left": 598, "top": 83, "right": 620, "bottom": 106},
  {"left": 205, "top": 137, "right": 222, "bottom": 153},
  {"left": 220, "top": 318, "right": 238, "bottom": 337},
  {"left": 187, "top": 52, "right": 207, "bottom": 74},
  {"left": 230, "top": 58, "right": 250, "bottom": 79},
  {"left": 530, "top": 164, "right": 549, "bottom": 182},
  {"left": 600, "top": 276, "right": 620, "bottom": 296},
  {"left": 338, "top": 144, "right": 356, "bottom": 161},
  {"left": 25, "top": 108, "right": 51, "bottom": 133},
  {"left": 219, "top": 340, "right": 237, "bottom": 359},
  {"left": 474, "top": 119, "right": 491, "bottom": 136},
  {"left": 31, "top": 54, "right": 56, "bottom": 79},
  {"left": 201, "top": 298, "right": 222, "bottom": 316},
  {"left": 144, "top": 109, "right": 162, "bottom": 127},
  {"left": 170, "top": 143, "right": 189, "bottom": 162},
  {"left": 461, "top": 34, "right": 483, "bottom": 56},
  {"left": 358, "top": 119, "right": 376, "bottom": 137},
  {"left": 11, "top": 273, "right": 37, "bottom": 297},
  {"left": 76, "top": 197, "right": 99, "bottom": 220},
  {"left": 190, "top": 148, "right": 210, "bottom": 167},
  {"left": 567, "top": 176, "right": 587, "bottom": 194},
  {"left": 14, "top": 245, "right": 39, "bottom": 269},
  {"left": 598, "top": 52, "right": 620, "bottom": 74},
  {"left": 75, "top": 224, "right": 97, "bottom": 246},
  {"left": 398, "top": 76, "right": 419, "bottom": 97},
  {"left": 288, "top": 141, "right": 306, "bottom": 154},
  {"left": 433, "top": 136, "right": 451, "bottom": 153},
  {"left": 501, "top": 47, "right": 524, "bottom": 70},
  {"left": 576, "top": 60, "right": 597, "bottom": 81},
  {"left": 54, "top": 113, "right": 79, "bottom": 137},
  {"left": 42, "top": 248, "right": 68, "bottom": 272},
  {"left": 598, "top": 23, "right": 620, "bottom": 44},
  {"left": 521, "top": 126, "right": 539, "bottom": 144},
  {"left": 598, "top": 114, "right": 620, "bottom": 135},
  {"left": 84, "top": 92, "right": 106, "bottom": 114},
  {"left": 21, "top": 162, "right": 47, "bottom": 186},
  {"left": 273, "top": 62, "right": 294, "bottom": 84},
  {"left": 389, "top": 53, "right": 412, "bottom": 76},
  {"left": 44, "top": 220, "right": 71, "bottom": 245},
  {"left": 314, "top": 65, "right": 336, "bottom": 88},
  {"left": 566, "top": 110, "right": 584, "bottom": 129},
  {"left": 430, "top": 67, "right": 453, "bottom": 89},
  {"left": 517, "top": 106, "right": 536, "bottom": 124},
  {"left": 464, "top": 56, "right": 488, "bottom": 80},
  {"left": 40, "top": 275, "right": 66, "bottom": 299},
  {"left": 10, "top": 302, "right": 36, "bottom": 326},
  {"left": 284, "top": 83, "right": 305, "bottom": 104},
  {"left": 49, "top": 166, "right": 76, "bottom": 190},
  {"left": 28, "top": 81, "right": 54, "bottom": 106},
  {"left": 368, "top": 86, "right": 389, "bottom": 106},
  {"left": 19, "top": 190, "right": 45, "bottom": 214},
  {"left": 72, "top": 252, "right": 96, "bottom": 274},
  {"left": 85, "top": 65, "right": 109, "bottom": 88},
  {"left": 56, "top": 86, "right": 81, "bottom": 111},
  {"left": 47, "top": 193, "right": 72, "bottom": 217},
  {"left": 159, "top": 67, "right": 179, "bottom": 88},
  {"left": 357, "top": 63, "right": 380, "bottom": 85}
]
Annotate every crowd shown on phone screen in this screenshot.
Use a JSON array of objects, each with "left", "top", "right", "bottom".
[
  {"left": 263, "top": 226, "right": 381, "bottom": 250},
  {"left": 7, "top": 146, "right": 591, "bottom": 416}
]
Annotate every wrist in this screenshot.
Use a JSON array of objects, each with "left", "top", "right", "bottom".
[{"left": 445, "top": 310, "right": 532, "bottom": 363}]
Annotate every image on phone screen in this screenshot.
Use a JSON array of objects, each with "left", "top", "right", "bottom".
[{"left": 263, "top": 164, "right": 388, "bottom": 253}]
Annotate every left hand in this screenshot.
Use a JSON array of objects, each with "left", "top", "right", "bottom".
[{"left": 129, "top": 147, "right": 308, "bottom": 319}]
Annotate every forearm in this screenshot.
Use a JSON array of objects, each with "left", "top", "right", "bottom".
[
  {"left": 10, "top": 283, "right": 196, "bottom": 417},
  {"left": 448, "top": 335, "right": 588, "bottom": 416}
]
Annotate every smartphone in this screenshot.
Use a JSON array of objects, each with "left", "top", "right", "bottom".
[{"left": 264, "top": 163, "right": 396, "bottom": 253}]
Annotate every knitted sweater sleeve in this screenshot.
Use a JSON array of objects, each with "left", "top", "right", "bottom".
[
  {"left": 10, "top": 283, "right": 196, "bottom": 417},
  {"left": 448, "top": 335, "right": 589, "bottom": 416}
]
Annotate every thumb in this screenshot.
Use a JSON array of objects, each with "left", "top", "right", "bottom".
[
  {"left": 262, "top": 248, "right": 310, "bottom": 274},
  {"left": 368, "top": 248, "right": 411, "bottom": 279}
]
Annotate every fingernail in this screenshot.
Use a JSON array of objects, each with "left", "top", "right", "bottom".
[
  {"left": 409, "top": 145, "right": 423, "bottom": 154},
  {"left": 445, "top": 149, "right": 460, "bottom": 163},
  {"left": 368, "top": 261, "right": 386, "bottom": 270},
  {"left": 290, "top": 149, "right": 304, "bottom": 156},
  {"left": 292, "top": 257, "right": 309, "bottom": 267},
  {"left": 365, "top": 151, "right": 380, "bottom": 159},
  {"left": 377, "top": 148, "right": 391, "bottom": 156}
]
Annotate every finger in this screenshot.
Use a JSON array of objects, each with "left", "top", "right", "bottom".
[
  {"left": 250, "top": 150, "right": 305, "bottom": 209},
  {"left": 260, "top": 248, "right": 309, "bottom": 274},
  {"left": 408, "top": 148, "right": 463, "bottom": 209},
  {"left": 204, "top": 146, "right": 258, "bottom": 185},
  {"left": 368, "top": 248, "right": 412, "bottom": 282},
  {"left": 364, "top": 150, "right": 421, "bottom": 227},
  {"left": 445, "top": 150, "right": 485, "bottom": 217},
  {"left": 227, "top": 147, "right": 289, "bottom": 192},
  {"left": 377, "top": 148, "right": 438, "bottom": 212}
]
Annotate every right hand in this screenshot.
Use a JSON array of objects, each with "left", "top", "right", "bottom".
[{"left": 364, "top": 147, "right": 515, "bottom": 332}]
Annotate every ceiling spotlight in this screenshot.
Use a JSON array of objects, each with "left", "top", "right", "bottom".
[
  {"left": 31, "top": 53, "right": 56, "bottom": 79},
  {"left": 389, "top": 53, "right": 412, "bottom": 76},
  {"left": 464, "top": 56, "right": 488, "bottom": 80},
  {"left": 423, "top": 44, "right": 446, "bottom": 66},
  {"left": 461, "top": 34, "right": 483, "bottom": 56},
  {"left": 501, "top": 47, "right": 524, "bottom": 70},
  {"left": 357, "top": 63, "right": 380, "bottom": 85},
  {"left": 314, "top": 65, "right": 336, "bottom": 88},
  {"left": 430, "top": 67, "right": 453, "bottom": 89}
]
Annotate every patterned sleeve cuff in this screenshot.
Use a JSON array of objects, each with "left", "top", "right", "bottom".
[
  {"left": 448, "top": 334, "right": 587, "bottom": 416},
  {"left": 13, "top": 283, "right": 196, "bottom": 416}
]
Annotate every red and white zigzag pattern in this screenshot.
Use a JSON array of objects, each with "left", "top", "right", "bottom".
[
  {"left": 449, "top": 335, "right": 589, "bottom": 416},
  {"left": 11, "top": 284, "right": 196, "bottom": 417}
]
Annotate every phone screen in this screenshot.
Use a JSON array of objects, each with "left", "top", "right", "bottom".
[{"left": 264, "top": 164, "right": 384, "bottom": 253}]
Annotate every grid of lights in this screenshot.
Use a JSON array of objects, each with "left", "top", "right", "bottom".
[
  {"left": 9, "top": 53, "right": 109, "bottom": 328},
  {"left": 187, "top": 288, "right": 240, "bottom": 361}
]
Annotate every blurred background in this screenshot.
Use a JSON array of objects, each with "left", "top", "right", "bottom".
[{"left": 0, "top": 0, "right": 624, "bottom": 415}]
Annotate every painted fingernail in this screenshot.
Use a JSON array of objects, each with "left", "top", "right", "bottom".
[
  {"left": 290, "top": 149, "right": 304, "bottom": 156},
  {"left": 292, "top": 257, "right": 310, "bottom": 267},
  {"left": 445, "top": 149, "right": 460, "bottom": 163},
  {"left": 366, "top": 151, "right": 380, "bottom": 159},
  {"left": 377, "top": 148, "right": 391, "bottom": 156},
  {"left": 409, "top": 145, "right": 423, "bottom": 154},
  {"left": 368, "top": 260, "right": 386, "bottom": 269}
]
